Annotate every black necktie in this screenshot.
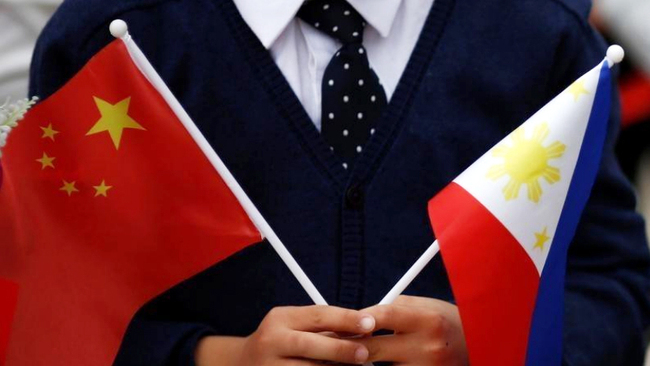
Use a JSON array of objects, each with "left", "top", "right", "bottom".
[{"left": 298, "top": 0, "right": 388, "bottom": 170}]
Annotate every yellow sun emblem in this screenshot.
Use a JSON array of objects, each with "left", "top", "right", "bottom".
[{"left": 486, "top": 122, "right": 566, "bottom": 203}]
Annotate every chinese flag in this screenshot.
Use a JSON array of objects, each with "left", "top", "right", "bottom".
[{"left": 0, "top": 40, "right": 261, "bottom": 365}]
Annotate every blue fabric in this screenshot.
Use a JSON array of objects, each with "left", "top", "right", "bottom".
[
  {"left": 29, "top": 0, "right": 650, "bottom": 365},
  {"left": 526, "top": 63, "right": 611, "bottom": 366}
]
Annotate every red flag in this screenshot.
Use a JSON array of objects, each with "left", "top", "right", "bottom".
[
  {"left": 0, "top": 278, "right": 18, "bottom": 363},
  {"left": 0, "top": 40, "right": 261, "bottom": 365}
]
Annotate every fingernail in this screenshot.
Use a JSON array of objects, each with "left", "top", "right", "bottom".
[
  {"left": 359, "top": 316, "right": 375, "bottom": 332},
  {"left": 355, "top": 347, "right": 369, "bottom": 363}
]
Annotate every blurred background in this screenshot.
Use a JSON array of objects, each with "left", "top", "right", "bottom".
[
  {"left": 591, "top": 0, "right": 650, "bottom": 362},
  {"left": 0, "top": 0, "right": 60, "bottom": 99},
  {"left": 0, "top": 0, "right": 648, "bottom": 363}
]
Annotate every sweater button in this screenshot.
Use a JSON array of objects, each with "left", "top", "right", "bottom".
[{"left": 345, "top": 184, "right": 364, "bottom": 209}]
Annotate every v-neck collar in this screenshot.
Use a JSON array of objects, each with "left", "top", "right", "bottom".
[{"left": 218, "top": 0, "right": 455, "bottom": 190}]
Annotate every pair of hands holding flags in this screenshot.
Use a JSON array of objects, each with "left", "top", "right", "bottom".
[{"left": 195, "top": 295, "right": 468, "bottom": 366}]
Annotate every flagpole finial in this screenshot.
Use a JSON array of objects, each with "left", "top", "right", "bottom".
[
  {"left": 110, "top": 20, "right": 129, "bottom": 39},
  {"left": 606, "top": 45, "right": 624, "bottom": 68}
]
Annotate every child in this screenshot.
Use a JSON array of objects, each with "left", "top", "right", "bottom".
[{"left": 29, "top": 0, "right": 650, "bottom": 364}]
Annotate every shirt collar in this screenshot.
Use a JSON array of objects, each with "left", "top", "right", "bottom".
[
  {"left": 348, "top": 0, "right": 402, "bottom": 38},
  {"left": 233, "top": 0, "right": 403, "bottom": 49}
]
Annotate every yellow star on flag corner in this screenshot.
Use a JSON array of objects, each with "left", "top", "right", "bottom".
[
  {"left": 93, "top": 180, "right": 113, "bottom": 197},
  {"left": 567, "top": 79, "right": 590, "bottom": 101},
  {"left": 86, "top": 96, "right": 145, "bottom": 149},
  {"left": 40, "top": 123, "right": 59, "bottom": 140},
  {"left": 60, "top": 180, "right": 79, "bottom": 196},
  {"left": 533, "top": 227, "right": 551, "bottom": 251},
  {"left": 36, "top": 152, "right": 56, "bottom": 170}
]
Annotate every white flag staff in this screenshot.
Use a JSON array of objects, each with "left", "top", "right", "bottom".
[
  {"left": 377, "top": 44, "right": 625, "bottom": 307},
  {"left": 108, "top": 20, "right": 328, "bottom": 306},
  {"left": 378, "top": 240, "right": 440, "bottom": 305},
  {"left": 112, "top": 20, "right": 382, "bottom": 365}
]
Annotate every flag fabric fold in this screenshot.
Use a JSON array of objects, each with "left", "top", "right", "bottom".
[
  {"left": 0, "top": 39, "right": 262, "bottom": 365},
  {"left": 428, "top": 60, "right": 613, "bottom": 365}
]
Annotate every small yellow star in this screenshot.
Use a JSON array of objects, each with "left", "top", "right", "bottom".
[
  {"left": 567, "top": 79, "right": 590, "bottom": 101},
  {"left": 36, "top": 152, "right": 56, "bottom": 169},
  {"left": 93, "top": 180, "right": 113, "bottom": 197},
  {"left": 86, "top": 97, "right": 146, "bottom": 149},
  {"left": 59, "top": 180, "right": 79, "bottom": 196},
  {"left": 40, "top": 123, "right": 59, "bottom": 140},
  {"left": 533, "top": 227, "right": 551, "bottom": 251}
]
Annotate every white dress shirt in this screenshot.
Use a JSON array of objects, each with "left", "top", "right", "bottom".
[{"left": 233, "top": 0, "right": 434, "bottom": 131}]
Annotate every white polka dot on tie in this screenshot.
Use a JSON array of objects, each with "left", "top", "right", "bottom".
[
  {"left": 323, "top": 4, "right": 330, "bottom": 10},
  {"left": 342, "top": 162, "right": 348, "bottom": 169},
  {"left": 358, "top": 79, "right": 364, "bottom": 86},
  {"left": 344, "top": 10, "right": 350, "bottom": 15},
  {"left": 344, "top": 63, "right": 350, "bottom": 70},
  {"left": 371, "top": 95, "right": 376, "bottom": 102},
  {"left": 343, "top": 95, "right": 349, "bottom": 102},
  {"left": 328, "top": 79, "right": 334, "bottom": 86},
  {"left": 315, "top": 22, "right": 320, "bottom": 28},
  {"left": 370, "top": 128, "right": 376, "bottom": 135},
  {"left": 352, "top": 32, "right": 359, "bottom": 37},
  {"left": 356, "top": 146, "right": 362, "bottom": 153},
  {"left": 329, "top": 113, "right": 335, "bottom": 119},
  {"left": 358, "top": 48, "right": 364, "bottom": 54},
  {"left": 343, "top": 129, "right": 349, "bottom": 136},
  {"left": 332, "top": 26, "right": 338, "bottom": 32},
  {"left": 330, "top": 146, "right": 334, "bottom": 151},
  {"left": 336, "top": 52, "right": 340, "bottom": 57},
  {"left": 357, "top": 112, "right": 363, "bottom": 119}
]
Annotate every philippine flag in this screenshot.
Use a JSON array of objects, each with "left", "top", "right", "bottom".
[{"left": 427, "top": 47, "right": 623, "bottom": 366}]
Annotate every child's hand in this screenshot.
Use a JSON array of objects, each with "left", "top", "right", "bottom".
[
  {"left": 358, "top": 295, "right": 468, "bottom": 365},
  {"left": 195, "top": 305, "right": 375, "bottom": 366}
]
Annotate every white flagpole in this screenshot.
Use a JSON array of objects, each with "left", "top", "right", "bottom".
[
  {"left": 605, "top": 45, "right": 625, "bottom": 68},
  {"left": 378, "top": 240, "right": 440, "bottom": 305},
  {"left": 109, "top": 20, "right": 327, "bottom": 306},
  {"left": 360, "top": 239, "right": 440, "bottom": 366}
]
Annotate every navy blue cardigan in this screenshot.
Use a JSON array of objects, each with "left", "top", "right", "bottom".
[{"left": 30, "top": 0, "right": 650, "bottom": 365}]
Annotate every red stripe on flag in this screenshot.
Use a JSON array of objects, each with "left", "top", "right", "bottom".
[
  {"left": 0, "top": 278, "right": 18, "bottom": 366},
  {"left": 428, "top": 183, "right": 540, "bottom": 366}
]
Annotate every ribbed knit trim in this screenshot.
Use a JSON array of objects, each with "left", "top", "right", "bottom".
[
  {"left": 217, "top": 0, "right": 455, "bottom": 192},
  {"left": 356, "top": 0, "right": 456, "bottom": 187},
  {"left": 217, "top": 0, "right": 455, "bottom": 308},
  {"left": 217, "top": 0, "right": 349, "bottom": 189}
]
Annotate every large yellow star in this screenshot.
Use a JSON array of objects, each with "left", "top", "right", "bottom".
[
  {"left": 86, "top": 97, "right": 145, "bottom": 149},
  {"left": 533, "top": 227, "right": 551, "bottom": 251},
  {"left": 93, "top": 180, "right": 113, "bottom": 197},
  {"left": 40, "top": 123, "right": 59, "bottom": 140},
  {"left": 60, "top": 180, "right": 79, "bottom": 196},
  {"left": 36, "top": 152, "right": 55, "bottom": 169},
  {"left": 567, "top": 79, "right": 589, "bottom": 101}
]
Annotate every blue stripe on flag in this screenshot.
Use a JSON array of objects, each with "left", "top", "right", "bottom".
[{"left": 525, "top": 63, "right": 612, "bottom": 366}]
